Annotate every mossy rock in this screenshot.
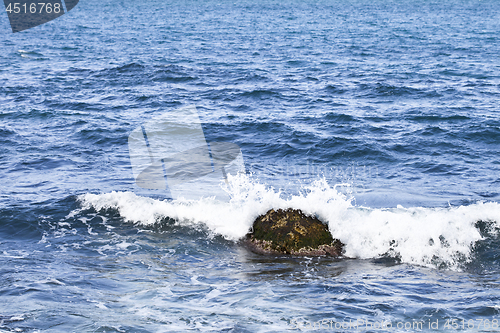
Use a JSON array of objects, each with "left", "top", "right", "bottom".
[{"left": 243, "top": 208, "right": 344, "bottom": 256}]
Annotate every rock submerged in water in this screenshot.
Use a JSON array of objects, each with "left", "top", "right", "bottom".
[{"left": 243, "top": 208, "right": 344, "bottom": 256}]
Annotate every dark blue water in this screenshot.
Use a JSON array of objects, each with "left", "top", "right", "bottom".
[{"left": 2, "top": 0, "right": 500, "bottom": 331}]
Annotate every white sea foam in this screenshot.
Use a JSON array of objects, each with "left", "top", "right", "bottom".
[{"left": 77, "top": 174, "right": 500, "bottom": 269}]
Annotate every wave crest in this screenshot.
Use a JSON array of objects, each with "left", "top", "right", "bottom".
[{"left": 77, "top": 174, "right": 500, "bottom": 269}]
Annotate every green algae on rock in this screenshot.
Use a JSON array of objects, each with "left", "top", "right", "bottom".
[{"left": 243, "top": 208, "right": 344, "bottom": 256}]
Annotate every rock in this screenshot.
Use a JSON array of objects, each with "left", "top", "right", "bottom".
[{"left": 243, "top": 208, "right": 344, "bottom": 256}]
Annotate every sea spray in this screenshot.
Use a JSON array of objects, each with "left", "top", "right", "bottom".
[{"left": 77, "top": 174, "right": 500, "bottom": 269}]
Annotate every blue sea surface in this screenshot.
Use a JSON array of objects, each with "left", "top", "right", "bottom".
[{"left": 1, "top": 0, "right": 500, "bottom": 331}]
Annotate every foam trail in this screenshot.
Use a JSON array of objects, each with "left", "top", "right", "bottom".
[{"left": 77, "top": 174, "right": 500, "bottom": 269}]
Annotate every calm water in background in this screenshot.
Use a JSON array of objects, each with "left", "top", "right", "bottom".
[{"left": 1, "top": 0, "right": 500, "bottom": 331}]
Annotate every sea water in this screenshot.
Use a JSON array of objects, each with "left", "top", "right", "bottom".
[{"left": 1, "top": 0, "right": 500, "bottom": 331}]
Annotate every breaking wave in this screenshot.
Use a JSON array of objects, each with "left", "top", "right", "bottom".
[{"left": 77, "top": 174, "right": 500, "bottom": 270}]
